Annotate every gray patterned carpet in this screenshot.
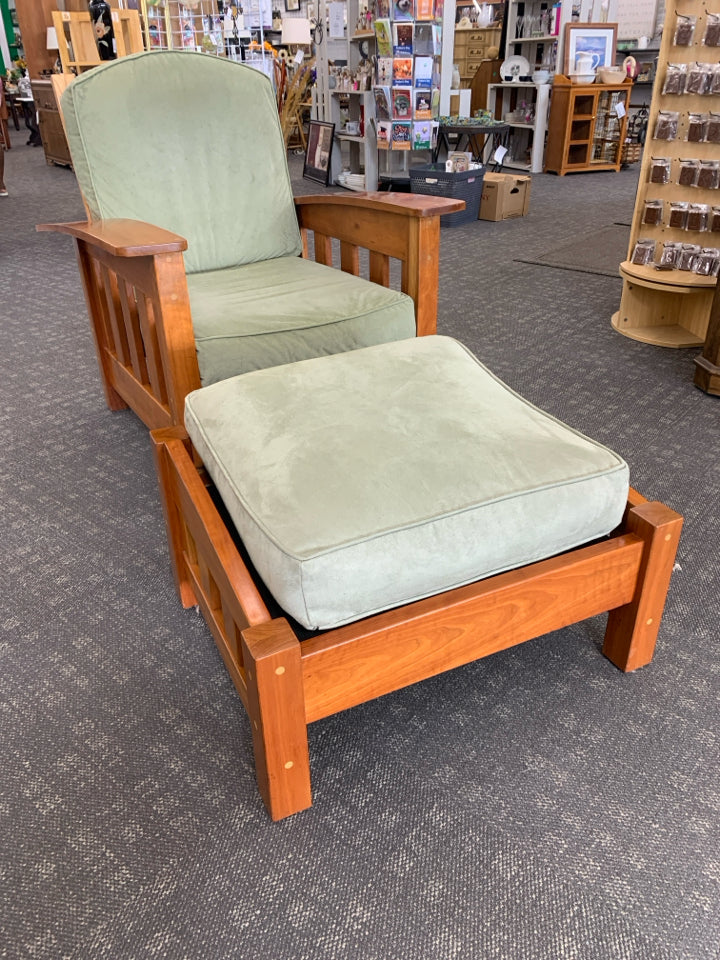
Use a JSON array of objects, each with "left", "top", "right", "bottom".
[{"left": 1, "top": 142, "right": 719, "bottom": 960}]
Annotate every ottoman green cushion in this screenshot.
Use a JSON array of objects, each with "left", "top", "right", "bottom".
[
  {"left": 187, "top": 256, "right": 416, "bottom": 385},
  {"left": 184, "top": 336, "right": 629, "bottom": 631}
]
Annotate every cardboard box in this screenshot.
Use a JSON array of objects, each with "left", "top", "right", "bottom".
[{"left": 479, "top": 172, "right": 532, "bottom": 221}]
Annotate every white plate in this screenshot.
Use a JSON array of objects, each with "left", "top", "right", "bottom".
[{"left": 500, "top": 55, "right": 531, "bottom": 81}]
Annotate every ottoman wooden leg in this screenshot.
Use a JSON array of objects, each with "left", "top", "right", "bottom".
[
  {"left": 242, "top": 620, "right": 312, "bottom": 820},
  {"left": 603, "top": 501, "right": 683, "bottom": 672}
]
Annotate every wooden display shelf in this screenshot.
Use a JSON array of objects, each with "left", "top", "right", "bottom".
[
  {"left": 612, "top": 261, "right": 716, "bottom": 348},
  {"left": 612, "top": 1, "right": 720, "bottom": 356}
]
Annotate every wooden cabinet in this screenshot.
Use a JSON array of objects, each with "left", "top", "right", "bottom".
[
  {"left": 544, "top": 77, "right": 631, "bottom": 175},
  {"left": 31, "top": 79, "right": 72, "bottom": 168},
  {"left": 453, "top": 26, "right": 502, "bottom": 87}
]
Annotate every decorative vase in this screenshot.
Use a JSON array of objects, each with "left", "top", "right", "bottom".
[{"left": 88, "top": 0, "right": 116, "bottom": 60}]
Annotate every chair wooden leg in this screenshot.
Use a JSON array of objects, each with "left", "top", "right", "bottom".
[
  {"left": 603, "top": 501, "right": 683, "bottom": 672},
  {"left": 241, "top": 620, "right": 312, "bottom": 820}
]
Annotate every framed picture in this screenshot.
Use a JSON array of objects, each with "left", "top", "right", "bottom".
[
  {"left": 563, "top": 22, "right": 618, "bottom": 75},
  {"left": 304, "top": 120, "right": 335, "bottom": 185},
  {"left": 285, "top": 0, "right": 301, "bottom": 11}
]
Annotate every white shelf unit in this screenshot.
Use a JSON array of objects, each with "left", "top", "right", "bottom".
[
  {"left": 486, "top": 79, "right": 551, "bottom": 172},
  {"left": 314, "top": 0, "right": 378, "bottom": 190},
  {"left": 492, "top": 0, "right": 607, "bottom": 172},
  {"left": 329, "top": 89, "right": 378, "bottom": 191}
]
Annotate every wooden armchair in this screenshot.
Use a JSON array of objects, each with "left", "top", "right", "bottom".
[{"left": 38, "top": 51, "right": 462, "bottom": 430}]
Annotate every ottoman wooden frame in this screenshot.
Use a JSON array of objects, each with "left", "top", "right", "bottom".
[{"left": 152, "top": 426, "right": 682, "bottom": 821}]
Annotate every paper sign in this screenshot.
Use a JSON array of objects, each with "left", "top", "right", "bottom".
[
  {"left": 294, "top": 49, "right": 305, "bottom": 65},
  {"left": 329, "top": 2, "right": 345, "bottom": 39},
  {"left": 615, "top": 101, "right": 626, "bottom": 119},
  {"left": 493, "top": 144, "right": 508, "bottom": 164}
]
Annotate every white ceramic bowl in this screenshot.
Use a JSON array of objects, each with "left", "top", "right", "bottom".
[
  {"left": 532, "top": 70, "right": 550, "bottom": 84},
  {"left": 570, "top": 73, "right": 596, "bottom": 84},
  {"left": 596, "top": 67, "right": 626, "bottom": 84}
]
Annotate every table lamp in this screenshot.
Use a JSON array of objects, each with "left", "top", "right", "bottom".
[{"left": 281, "top": 17, "right": 312, "bottom": 51}]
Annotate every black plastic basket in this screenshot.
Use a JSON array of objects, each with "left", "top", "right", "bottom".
[{"left": 409, "top": 163, "right": 485, "bottom": 227}]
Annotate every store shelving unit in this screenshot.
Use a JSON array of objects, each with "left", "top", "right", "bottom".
[
  {"left": 487, "top": 0, "right": 610, "bottom": 172},
  {"left": 486, "top": 0, "right": 574, "bottom": 172},
  {"left": 325, "top": 1, "right": 377, "bottom": 191},
  {"left": 486, "top": 79, "right": 551, "bottom": 172}
]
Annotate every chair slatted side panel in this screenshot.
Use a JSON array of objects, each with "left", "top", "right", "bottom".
[
  {"left": 313, "top": 233, "right": 333, "bottom": 267},
  {"left": 369, "top": 250, "right": 391, "bottom": 288},
  {"left": 340, "top": 241, "right": 360, "bottom": 276},
  {"left": 135, "top": 295, "right": 169, "bottom": 407},
  {"left": 198, "top": 554, "right": 223, "bottom": 618},
  {"left": 100, "top": 264, "right": 131, "bottom": 365},
  {"left": 118, "top": 280, "right": 149, "bottom": 384},
  {"left": 302, "top": 228, "right": 399, "bottom": 291},
  {"left": 222, "top": 599, "right": 246, "bottom": 667}
]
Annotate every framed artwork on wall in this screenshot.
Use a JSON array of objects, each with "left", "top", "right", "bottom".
[
  {"left": 563, "top": 22, "right": 618, "bottom": 74},
  {"left": 303, "top": 120, "right": 335, "bottom": 184},
  {"left": 285, "top": 0, "right": 301, "bottom": 11}
]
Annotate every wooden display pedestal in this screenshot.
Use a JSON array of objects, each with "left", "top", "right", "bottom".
[
  {"left": 612, "top": 262, "right": 716, "bottom": 348},
  {"left": 693, "top": 286, "right": 720, "bottom": 395}
]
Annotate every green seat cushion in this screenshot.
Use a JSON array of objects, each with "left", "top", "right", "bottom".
[
  {"left": 184, "top": 336, "right": 629, "bottom": 631},
  {"left": 62, "top": 51, "right": 301, "bottom": 274},
  {"left": 186, "top": 256, "right": 416, "bottom": 384}
]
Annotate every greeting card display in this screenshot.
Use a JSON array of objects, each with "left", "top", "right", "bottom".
[
  {"left": 391, "top": 121, "right": 412, "bottom": 149},
  {"left": 414, "top": 88, "right": 432, "bottom": 119},
  {"left": 377, "top": 57, "right": 393, "bottom": 85},
  {"left": 392, "top": 87, "right": 413, "bottom": 119},
  {"left": 431, "top": 87, "right": 441, "bottom": 118},
  {"left": 374, "top": 0, "right": 391, "bottom": 18},
  {"left": 374, "top": 86, "right": 393, "bottom": 121},
  {"left": 393, "top": 0, "right": 414, "bottom": 22},
  {"left": 377, "top": 120, "right": 392, "bottom": 149},
  {"left": 414, "top": 55, "right": 433, "bottom": 87},
  {"left": 393, "top": 57, "right": 413, "bottom": 86},
  {"left": 393, "top": 22, "right": 414, "bottom": 55},
  {"left": 413, "top": 22, "right": 433, "bottom": 56},
  {"left": 413, "top": 120, "right": 432, "bottom": 149},
  {"left": 414, "top": 0, "right": 434, "bottom": 20},
  {"left": 374, "top": 19, "right": 392, "bottom": 57}
]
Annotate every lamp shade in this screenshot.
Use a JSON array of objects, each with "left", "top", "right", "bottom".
[
  {"left": 281, "top": 17, "right": 312, "bottom": 45},
  {"left": 46, "top": 26, "right": 59, "bottom": 50}
]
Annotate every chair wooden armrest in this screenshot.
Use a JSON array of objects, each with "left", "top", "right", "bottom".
[
  {"left": 295, "top": 192, "right": 465, "bottom": 337},
  {"left": 38, "top": 218, "right": 188, "bottom": 257},
  {"left": 38, "top": 218, "right": 199, "bottom": 430}
]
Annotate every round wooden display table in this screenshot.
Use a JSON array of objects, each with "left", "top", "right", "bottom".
[{"left": 612, "top": 261, "right": 717, "bottom": 349}]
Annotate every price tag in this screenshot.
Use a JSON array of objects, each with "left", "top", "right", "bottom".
[
  {"left": 493, "top": 144, "right": 508, "bottom": 164},
  {"left": 615, "top": 101, "right": 626, "bottom": 119},
  {"left": 294, "top": 49, "right": 305, "bottom": 66}
]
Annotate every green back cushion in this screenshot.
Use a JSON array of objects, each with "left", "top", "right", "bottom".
[
  {"left": 185, "top": 336, "right": 629, "bottom": 631},
  {"left": 62, "top": 51, "right": 302, "bottom": 273}
]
